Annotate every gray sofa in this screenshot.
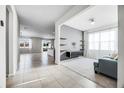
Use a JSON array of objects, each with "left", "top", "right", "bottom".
[{"left": 94, "top": 58, "right": 117, "bottom": 79}]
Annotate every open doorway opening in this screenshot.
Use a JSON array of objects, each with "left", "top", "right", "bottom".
[
  {"left": 59, "top": 5, "right": 118, "bottom": 88},
  {"left": 40, "top": 39, "right": 55, "bottom": 65},
  {"left": 18, "top": 37, "right": 55, "bottom": 73}
]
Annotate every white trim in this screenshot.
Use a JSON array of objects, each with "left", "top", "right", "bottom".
[
  {"left": 87, "top": 23, "right": 118, "bottom": 33},
  {"left": 7, "top": 73, "right": 15, "bottom": 77}
]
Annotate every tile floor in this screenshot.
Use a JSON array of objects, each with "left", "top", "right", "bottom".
[
  {"left": 6, "top": 53, "right": 115, "bottom": 88},
  {"left": 7, "top": 65, "right": 102, "bottom": 88},
  {"left": 61, "top": 57, "right": 117, "bottom": 88}
]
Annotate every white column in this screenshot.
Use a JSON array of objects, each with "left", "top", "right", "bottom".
[
  {"left": 118, "top": 5, "right": 124, "bottom": 88},
  {"left": 55, "top": 24, "right": 61, "bottom": 64},
  {"left": 7, "top": 5, "right": 19, "bottom": 76}
]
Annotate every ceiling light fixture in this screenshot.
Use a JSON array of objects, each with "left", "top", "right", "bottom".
[{"left": 89, "top": 18, "right": 95, "bottom": 25}]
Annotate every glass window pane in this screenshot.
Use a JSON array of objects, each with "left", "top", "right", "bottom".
[
  {"left": 110, "top": 42, "right": 114, "bottom": 50},
  {"left": 89, "top": 34, "right": 94, "bottom": 42},
  {"left": 94, "top": 42, "right": 99, "bottom": 50},
  {"left": 101, "top": 41, "right": 109, "bottom": 50},
  {"left": 101, "top": 31, "right": 109, "bottom": 41},
  {"left": 89, "top": 42, "right": 93, "bottom": 50},
  {"left": 88, "top": 28, "right": 117, "bottom": 52},
  {"left": 20, "top": 43, "right": 24, "bottom": 48},
  {"left": 94, "top": 33, "right": 99, "bottom": 42},
  {"left": 110, "top": 31, "right": 115, "bottom": 41}
]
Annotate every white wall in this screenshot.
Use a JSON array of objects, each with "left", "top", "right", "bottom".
[
  {"left": 0, "top": 5, "right": 6, "bottom": 88},
  {"left": 7, "top": 5, "right": 19, "bottom": 76},
  {"left": 7, "top": 6, "right": 14, "bottom": 76},
  {"left": 0, "top": 5, "right": 19, "bottom": 87},
  {"left": 31, "top": 37, "right": 41, "bottom": 53},
  {"left": 61, "top": 25, "right": 82, "bottom": 51},
  {"left": 118, "top": 5, "right": 124, "bottom": 88}
]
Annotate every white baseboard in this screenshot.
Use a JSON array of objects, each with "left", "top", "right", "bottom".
[{"left": 6, "top": 73, "right": 15, "bottom": 78}]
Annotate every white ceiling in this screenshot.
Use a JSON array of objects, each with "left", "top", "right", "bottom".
[
  {"left": 15, "top": 5, "right": 73, "bottom": 36},
  {"left": 64, "top": 5, "right": 118, "bottom": 31}
]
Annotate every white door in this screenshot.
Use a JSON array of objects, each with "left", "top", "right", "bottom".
[{"left": 0, "top": 5, "right": 6, "bottom": 88}]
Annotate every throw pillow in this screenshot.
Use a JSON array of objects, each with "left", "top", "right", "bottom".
[
  {"left": 111, "top": 52, "right": 117, "bottom": 59},
  {"left": 114, "top": 55, "right": 118, "bottom": 60}
]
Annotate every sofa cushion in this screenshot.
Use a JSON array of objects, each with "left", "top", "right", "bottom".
[{"left": 114, "top": 55, "right": 118, "bottom": 60}]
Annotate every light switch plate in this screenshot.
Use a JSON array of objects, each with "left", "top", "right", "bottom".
[{"left": 0, "top": 20, "right": 4, "bottom": 26}]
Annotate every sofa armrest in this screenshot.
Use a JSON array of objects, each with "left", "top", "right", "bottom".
[
  {"left": 99, "top": 58, "right": 117, "bottom": 79},
  {"left": 94, "top": 62, "right": 99, "bottom": 73}
]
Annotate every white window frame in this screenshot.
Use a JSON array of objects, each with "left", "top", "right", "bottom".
[{"left": 88, "top": 28, "right": 118, "bottom": 51}]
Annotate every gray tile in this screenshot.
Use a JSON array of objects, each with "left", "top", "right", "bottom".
[{"left": 7, "top": 53, "right": 116, "bottom": 88}]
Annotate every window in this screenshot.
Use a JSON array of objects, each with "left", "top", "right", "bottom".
[
  {"left": 20, "top": 38, "right": 32, "bottom": 48},
  {"left": 88, "top": 28, "right": 118, "bottom": 51},
  {"left": 89, "top": 32, "right": 99, "bottom": 50}
]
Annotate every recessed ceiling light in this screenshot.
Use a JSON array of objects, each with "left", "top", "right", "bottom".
[{"left": 89, "top": 18, "right": 95, "bottom": 25}]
